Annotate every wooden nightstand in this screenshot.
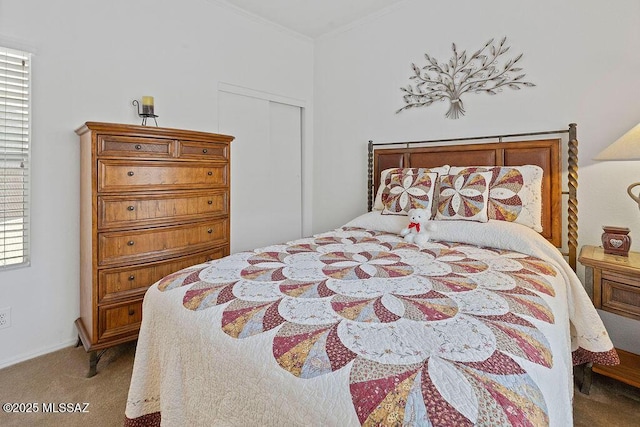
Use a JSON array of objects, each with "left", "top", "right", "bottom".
[{"left": 578, "top": 245, "right": 640, "bottom": 391}]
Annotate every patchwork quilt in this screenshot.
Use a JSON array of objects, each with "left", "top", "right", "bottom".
[{"left": 125, "top": 214, "right": 617, "bottom": 427}]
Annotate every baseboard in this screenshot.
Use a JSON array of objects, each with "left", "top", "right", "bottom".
[{"left": 0, "top": 338, "right": 78, "bottom": 370}]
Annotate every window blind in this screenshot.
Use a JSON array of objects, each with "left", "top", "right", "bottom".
[{"left": 0, "top": 46, "right": 30, "bottom": 269}]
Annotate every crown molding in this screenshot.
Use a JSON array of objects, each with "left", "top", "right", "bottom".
[
  {"left": 205, "top": 0, "right": 313, "bottom": 43},
  {"left": 316, "top": 0, "right": 411, "bottom": 41}
]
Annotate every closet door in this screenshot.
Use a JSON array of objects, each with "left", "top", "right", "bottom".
[{"left": 219, "top": 91, "right": 302, "bottom": 253}]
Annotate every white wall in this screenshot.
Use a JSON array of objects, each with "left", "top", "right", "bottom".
[
  {"left": 0, "top": 0, "right": 313, "bottom": 367},
  {"left": 313, "top": 0, "right": 640, "bottom": 352}
]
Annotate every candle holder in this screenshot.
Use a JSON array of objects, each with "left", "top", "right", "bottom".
[{"left": 132, "top": 99, "right": 159, "bottom": 126}]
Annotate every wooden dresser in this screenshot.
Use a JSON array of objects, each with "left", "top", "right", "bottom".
[
  {"left": 75, "top": 122, "right": 234, "bottom": 376},
  {"left": 578, "top": 245, "right": 640, "bottom": 391}
]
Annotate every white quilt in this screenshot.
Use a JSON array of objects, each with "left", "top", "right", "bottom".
[{"left": 125, "top": 212, "right": 617, "bottom": 427}]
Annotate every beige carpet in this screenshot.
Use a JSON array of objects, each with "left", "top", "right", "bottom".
[
  {"left": 0, "top": 342, "right": 135, "bottom": 427},
  {"left": 573, "top": 369, "right": 640, "bottom": 427},
  {"left": 0, "top": 342, "right": 638, "bottom": 426}
]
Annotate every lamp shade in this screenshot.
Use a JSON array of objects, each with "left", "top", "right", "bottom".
[{"left": 594, "top": 122, "right": 640, "bottom": 161}]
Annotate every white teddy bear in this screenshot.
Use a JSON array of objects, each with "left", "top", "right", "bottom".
[{"left": 400, "top": 208, "right": 435, "bottom": 247}]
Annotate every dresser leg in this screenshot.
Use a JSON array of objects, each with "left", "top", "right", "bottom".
[
  {"left": 75, "top": 336, "right": 82, "bottom": 348},
  {"left": 86, "top": 349, "right": 107, "bottom": 378},
  {"left": 580, "top": 362, "right": 593, "bottom": 394}
]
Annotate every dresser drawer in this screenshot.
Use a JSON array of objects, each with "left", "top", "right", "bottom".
[
  {"left": 602, "top": 272, "right": 640, "bottom": 320},
  {"left": 179, "top": 140, "right": 228, "bottom": 160},
  {"left": 98, "top": 160, "right": 227, "bottom": 192},
  {"left": 98, "top": 219, "right": 228, "bottom": 266},
  {"left": 98, "top": 135, "right": 175, "bottom": 158},
  {"left": 98, "top": 247, "right": 228, "bottom": 303},
  {"left": 98, "top": 190, "right": 228, "bottom": 230},
  {"left": 98, "top": 299, "right": 143, "bottom": 342}
]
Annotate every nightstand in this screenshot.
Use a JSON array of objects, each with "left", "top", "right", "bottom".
[{"left": 578, "top": 245, "right": 640, "bottom": 391}]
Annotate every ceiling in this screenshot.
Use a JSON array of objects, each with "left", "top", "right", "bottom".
[{"left": 221, "top": 0, "right": 408, "bottom": 38}]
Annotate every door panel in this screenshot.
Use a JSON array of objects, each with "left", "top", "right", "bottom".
[{"left": 219, "top": 91, "right": 302, "bottom": 252}]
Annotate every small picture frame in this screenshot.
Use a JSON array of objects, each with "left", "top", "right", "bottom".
[{"left": 601, "top": 226, "right": 631, "bottom": 256}]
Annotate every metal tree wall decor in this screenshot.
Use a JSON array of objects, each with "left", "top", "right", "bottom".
[{"left": 397, "top": 37, "right": 535, "bottom": 119}]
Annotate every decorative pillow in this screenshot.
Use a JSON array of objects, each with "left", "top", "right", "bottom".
[
  {"left": 381, "top": 171, "right": 439, "bottom": 215},
  {"left": 373, "top": 166, "right": 450, "bottom": 210},
  {"left": 448, "top": 165, "right": 543, "bottom": 231},
  {"left": 435, "top": 171, "right": 492, "bottom": 222}
]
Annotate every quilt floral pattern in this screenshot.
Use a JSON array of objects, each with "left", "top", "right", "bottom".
[
  {"left": 381, "top": 171, "right": 437, "bottom": 214},
  {"left": 158, "top": 227, "right": 560, "bottom": 426},
  {"left": 436, "top": 172, "right": 491, "bottom": 222}
]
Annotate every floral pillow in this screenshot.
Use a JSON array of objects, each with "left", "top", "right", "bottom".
[
  {"left": 374, "top": 165, "right": 450, "bottom": 210},
  {"left": 448, "top": 165, "right": 543, "bottom": 232},
  {"left": 435, "top": 171, "right": 492, "bottom": 222},
  {"left": 381, "top": 171, "right": 439, "bottom": 215}
]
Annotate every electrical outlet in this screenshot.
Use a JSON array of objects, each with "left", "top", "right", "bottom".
[{"left": 0, "top": 307, "right": 11, "bottom": 330}]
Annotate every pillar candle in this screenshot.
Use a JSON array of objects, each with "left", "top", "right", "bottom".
[{"left": 141, "top": 96, "right": 154, "bottom": 115}]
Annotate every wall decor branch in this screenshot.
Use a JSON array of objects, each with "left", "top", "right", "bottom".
[{"left": 397, "top": 37, "right": 535, "bottom": 119}]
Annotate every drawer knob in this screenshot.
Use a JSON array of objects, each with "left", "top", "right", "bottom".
[
  {"left": 128, "top": 275, "right": 135, "bottom": 281},
  {"left": 207, "top": 228, "right": 213, "bottom": 234},
  {"left": 128, "top": 308, "right": 135, "bottom": 316},
  {"left": 127, "top": 205, "right": 135, "bottom": 211},
  {"left": 207, "top": 171, "right": 213, "bottom": 176},
  {"left": 207, "top": 200, "right": 213, "bottom": 205},
  {"left": 127, "top": 171, "right": 135, "bottom": 176},
  {"left": 134, "top": 144, "right": 142, "bottom": 150},
  {"left": 127, "top": 240, "right": 135, "bottom": 246},
  {"left": 202, "top": 148, "right": 208, "bottom": 154}
]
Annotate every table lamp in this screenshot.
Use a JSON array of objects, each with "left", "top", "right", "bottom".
[{"left": 594, "top": 122, "right": 640, "bottom": 209}]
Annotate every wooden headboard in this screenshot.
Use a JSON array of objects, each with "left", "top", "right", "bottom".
[{"left": 367, "top": 124, "right": 579, "bottom": 270}]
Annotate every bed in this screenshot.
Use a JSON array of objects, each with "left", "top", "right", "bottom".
[{"left": 125, "top": 124, "right": 618, "bottom": 427}]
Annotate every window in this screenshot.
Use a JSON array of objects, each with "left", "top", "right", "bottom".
[{"left": 0, "top": 46, "right": 30, "bottom": 269}]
